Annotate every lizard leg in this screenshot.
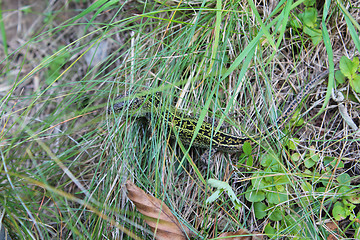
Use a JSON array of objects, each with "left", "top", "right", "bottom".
[{"left": 200, "top": 148, "right": 218, "bottom": 165}]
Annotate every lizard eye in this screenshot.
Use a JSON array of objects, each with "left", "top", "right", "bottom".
[
  {"left": 110, "top": 101, "right": 126, "bottom": 113},
  {"left": 108, "top": 94, "right": 129, "bottom": 113}
]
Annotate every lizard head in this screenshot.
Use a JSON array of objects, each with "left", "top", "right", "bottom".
[{"left": 108, "top": 92, "right": 161, "bottom": 117}]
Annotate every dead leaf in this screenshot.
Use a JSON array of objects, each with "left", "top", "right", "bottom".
[
  {"left": 126, "top": 180, "right": 192, "bottom": 240},
  {"left": 217, "top": 229, "right": 263, "bottom": 240},
  {"left": 325, "top": 221, "right": 339, "bottom": 240}
]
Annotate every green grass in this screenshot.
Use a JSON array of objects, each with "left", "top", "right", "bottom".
[{"left": 1, "top": 0, "right": 360, "bottom": 239}]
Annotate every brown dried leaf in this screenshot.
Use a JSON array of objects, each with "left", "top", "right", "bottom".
[
  {"left": 325, "top": 221, "right": 339, "bottom": 240},
  {"left": 217, "top": 229, "right": 263, "bottom": 240},
  {"left": 126, "top": 180, "right": 191, "bottom": 240}
]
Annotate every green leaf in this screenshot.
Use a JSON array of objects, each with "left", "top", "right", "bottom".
[
  {"left": 266, "top": 190, "right": 288, "bottom": 204},
  {"left": 308, "top": 146, "right": 317, "bottom": 157},
  {"left": 287, "top": 138, "right": 299, "bottom": 150},
  {"left": 331, "top": 159, "right": 344, "bottom": 169},
  {"left": 299, "top": 8, "right": 318, "bottom": 28},
  {"left": 337, "top": 173, "right": 351, "bottom": 185},
  {"left": 260, "top": 154, "right": 273, "bottom": 167},
  {"left": 294, "top": 117, "right": 305, "bottom": 127},
  {"left": 207, "top": 178, "right": 228, "bottom": 189},
  {"left": 290, "top": 15, "right": 302, "bottom": 29},
  {"left": 310, "top": 153, "right": 320, "bottom": 162},
  {"left": 347, "top": 194, "right": 360, "bottom": 204},
  {"left": 283, "top": 215, "right": 302, "bottom": 236},
  {"left": 260, "top": 153, "right": 280, "bottom": 169},
  {"left": 269, "top": 208, "right": 283, "bottom": 221},
  {"left": 245, "top": 186, "right": 266, "bottom": 202},
  {"left": 246, "top": 155, "right": 253, "bottom": 168},
  {"left": 207, "top": 179, "right": 241, "bottom": 209},
  {"left": 316, "top": 187, "right": 326, "bottom": 193},
  {"left": 45, "top": 70, "right": 61, "bottom": 85},
  {"left": 44, "top": 45, "right": 71, "bottom": 85},
  {"left": 254, "top": 202, "right": 267, "bottom": 219},
  {"left": 338, "top": 186, "right": 351, "bottom": 194},
  {"left": 303, "top": 26, "right": 322, "bottom": 45},
  {"left": 275, "top": 184, "right": 285, "bottom": 192},
  {"left": 340, "top": 56, "right": 358, "bottom": 78},
  {"left": 290, "top": 108, "right": 301, "bottom": 121},
  {"left": 355, "top": 224, "right": 360, "bottom": 239},
  {"left": 274, "top": 175, "right": 290, "bottom": 185},
  {"left": 304, "top": 0, "right": 316, "bottom": 7},
  {"left": 262, "top": 175, "right": 274, "bottom": 186},
  {"left": 354, "top": 57, "right": 359, "bottom": 67},
  {"left": 291, "top": 153, "right": 301, "bottom": 162},
  {"left": 332, "top": 202, "right": 346, "bottom": 221},
  {"left": 335, "top": 70, "right": 346, "bottom": 84},
  {"left": 242, "top": 141, "right": 252, "bottom": 155},
  {"left": 251, "top": 173, "right": 267, "bottom": 189},
  {"left": 343, "top": 199, "right": 356, "bottom": 209},
  {"left": 237, "top": 153, "right": 247, "bottom": 165},
  {"left": 323, "top": 156, "right": 335, "bottom": 165},
  {"left": 264, "top": 223, "right": 276, "bottom": 238},
  {"left": 304, "top": 157, "right": 316, "bottom": 168},
  {"left": 301, "top": 181, "right": 313, "bottom": 192},
  {"left": 206, "top": 190, "right": 221, "bottom": 204},
  {"left": 20, "top": 5, "right": 33, "bottom": 14},
  {"left": 324, "top": 156, "right": 344, "bottom": 169},
  {"left": 350, "top": 74, "right": 360, "bottom": 93}
]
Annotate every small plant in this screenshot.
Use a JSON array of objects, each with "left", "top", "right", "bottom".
[
  {"left": 238, "top": 141, "right": 253, "bottom": 169},
  {"left": 242, "top": 148, "right": 359, "bottom": 239},
  {"left": 43, "top": 45, "right": 70, "bottom": 85},
  {"left": 288, "top": 109, "right": 305, "bottom": 128},
  {"left": 289, "top": 0, "right": 323, "bottom": 45},
  {"left": 245, "top": 153, "right": 288, "bottom": 219},
  {"left": 335, "top": 56, "right": 360, "bottom": 93},
  {"left": 206, "top": 179, "right": 242, "bottom": 210},
  {"left": 303, "top": 145, "right": 319, "bottom": 168},
  {"left": 332, "top": 173, "right": 360, "bottom": 221}
]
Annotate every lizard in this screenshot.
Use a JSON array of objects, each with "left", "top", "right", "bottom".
[{"left": 108, "top": 70, "right": 329, "bottom": 162}]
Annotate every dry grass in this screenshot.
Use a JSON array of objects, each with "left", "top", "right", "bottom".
[{"left": 1, "top": 0, "right": 360, "bottom": 239}]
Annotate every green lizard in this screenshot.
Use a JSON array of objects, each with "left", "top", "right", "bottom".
[{"left": 108, "top": 70, "right": 329, "bottom": 161}]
